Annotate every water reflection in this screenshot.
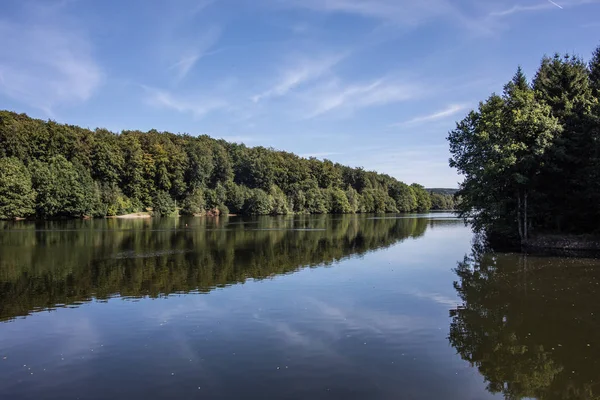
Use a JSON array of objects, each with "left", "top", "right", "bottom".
[
  {"left": 449, "top": 243, "right": 600, "bottom": 400},
  {"left": 0, "top": 214, "right": 430, "bottom": 322}
]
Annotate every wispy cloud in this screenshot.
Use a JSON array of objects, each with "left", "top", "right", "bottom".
[
  {"left": 301, "top": 77, "right": 421, "bottom": 119},
  {"left": 489, "top": 0, "right": 597, "bottom": 18},
  {"left": 489, "top": 3, "right": 555, "bottom": 17},
  {"left": 274, "top": 0, "right": 494, "bottom": 34},
  {"left": 0, "top": 4, "right": 102, "bottom": 115},
  {"left": 168, "top": 26, "right": 221, "bottom": 81},
  {"left": 143, "top": 86, "right": 227, "bottom": 118},
  {"left": 408, "top": 290, "right": 460, "bottom": 308},
  {"left": 393, "top": 104, "right": 468, "bottom": 127},
  {"left": 278, "top": 0, "right": 457, "bottom": 25},
  {"left": 548, "top": 0, "right": 564, "bottom": 9},
  {"left": 252, "top": 54, "right": 345, "bottom": 102}
]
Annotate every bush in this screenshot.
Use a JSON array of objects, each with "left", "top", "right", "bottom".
[
  {"left": 152, "top": 191, "right": 176, "bottom": 216},
  {"left": 305, "top": 188, "right": 328, "bottom": 214},
  {"left": 329, "top": 188, "right": 352, "bottom": 214},
  {"left": 345, "top": 187, "right": 360, "bottom": 213},
  {"left": 99, "top": 183, "right": 134, "bottom": 216},
  {"left": 244, "top": 189, "right": 272, "bottom": 215},
  {"left": 181, "top": 189, "right": 205, "bottom": 215},
  {"left": 224, "top": 182, "right": 247, "bottom": 214},
  {"left": 217, "top": 204, "right": 230, "bottom": 216},
  {"left": 270, "top": 186, "right": 290, "bottom": 215}
]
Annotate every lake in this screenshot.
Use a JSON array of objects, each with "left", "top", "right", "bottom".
[{"left": 1, "top": 213, "right": 600, "bottom": 400}]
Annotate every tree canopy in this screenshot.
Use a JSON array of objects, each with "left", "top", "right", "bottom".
[
  {"left": 0, "top": 111, "right": 445, "bottom": 219},
  {"left": 448, "top": 46, "right": 600, "bottom": 247}
]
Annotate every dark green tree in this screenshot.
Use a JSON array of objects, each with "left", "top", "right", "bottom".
[
  {"left": 152, "top": 190, "right": 176, "bottom": 216},
  {"left": 0, "top": 157, "right": 36, "bottom": 219},
  {"left": 181, "top": 188, "right": 206, "bottom": 216}
]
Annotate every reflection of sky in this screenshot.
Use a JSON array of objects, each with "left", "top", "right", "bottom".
[{"left": 0, "top": 219, "right": 498, "bottom": 400}]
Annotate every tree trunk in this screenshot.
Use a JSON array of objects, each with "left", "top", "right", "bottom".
[
  {"left": 517, "top": 191, "right": 523, "bottom": 242},
  {"left": 523, "top": 190, "right": 528, "bottom": 243}
]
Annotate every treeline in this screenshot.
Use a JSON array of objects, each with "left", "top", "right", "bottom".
[
  {"left": 0, "top": 214, "right": 429, "bottom": 321},
  {"left": 0, "top": 111, "right": 439, "bottom": 219},
  {"left": 448, "top": 45, "right": 600, "bottom": 246},
  {"left": 429, "top": 191, "right": 457, "bottom": 210}
]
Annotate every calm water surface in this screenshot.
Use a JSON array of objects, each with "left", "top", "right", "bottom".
[{"left": 1, "top": 213, "right": 599, "bottom": 399}]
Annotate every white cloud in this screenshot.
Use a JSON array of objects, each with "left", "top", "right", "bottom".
[
  {"left": 547, "top": 0, "right": 564, "bottom": 9},
  {"left": 143, "top": 86, "right": 228, "bottom": 118},
  {"left": 279, "top": 0, "right": 457, "bottom": 25},
  {"left": 409, "top": 290, "right": 460, "bottom": 308},
  {"left": 393, "top": 104, "right": 468, "bottom": 127},
  {"left": 489, "top": 3, "right": 555, "bottom": 17},
  {"left": 252, "top": 54, "right": 345, "bottom": 102},
  {"left": 0, "top": 8, "right": 102, "bottom": 115},
  {"left": 168, "top": 26, "right": 221, "bottom": 81},
  {"left": 301, "top": 77, "right": 421, "bottom": 119},
  {"left": 489, "top": 0, "right": 598, "bottom": 18}
]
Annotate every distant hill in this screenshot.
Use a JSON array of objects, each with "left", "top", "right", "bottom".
[{"left": 427, "top": 188, "right": 459, "bottom": 196}]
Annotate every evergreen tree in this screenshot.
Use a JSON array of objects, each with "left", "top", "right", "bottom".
[{"left": 590, "top": 46, "right": 600, "bottom": 98}]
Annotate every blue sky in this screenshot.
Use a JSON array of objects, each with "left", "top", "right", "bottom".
[{"left": 1, "top": 0, "right": 599, "bottom": 187}]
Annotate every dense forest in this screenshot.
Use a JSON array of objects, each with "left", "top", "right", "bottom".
[
  {"left": 0, "top": 111, "right": 454, "bottom": 220},
  {"left": 448, "top": 45, "right": 600, "bottom": 246}
]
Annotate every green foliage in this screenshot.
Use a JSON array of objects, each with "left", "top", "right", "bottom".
[
  {"left": 30, "top": 155, "right": 100, "bottom": 218},
  {"left": 329, "top": 188, "right": 352, "bottom": 214},
  {"left": 0, "top": 110, "right": 436, "bottom": 219},
  {"left": 305, "top": 188, "right": 329, "bottom": 214},
  {"left": 345, "top": 186, "right": 360, "bottom": 213},
  {"left": 590, "top": 46, "right": 600, "bottom": 98},
  {"left": 99, "top": 183, "right": 134, "bottom": 216},
  {"left": 216, "top": 203, "right": 230, "bottom": 216},
  {"left": 430, "top": 192, "right": 455, "bottom": 210},
  {"left": 0, "top": 157, "right": 36, "bottom": 219},
  {"left": 244, "top": 189, "right": 273, "bottom": 215},
  {"left": 152, "top": 191, "right": 176, "bottom": 216},
  {"left": 449, "top": 47, "right": 600, "bottom": 246},
  {"left": 410, "top": 184, "right": 432, "bottom": 212},
  {"left": 181, "top": 189, "right": 205, "bottom": 216},
  {"left": 390, "top": 182, "right": 417, "bottom": 212},
  {"left": 269, "top": 186, "right": 290, "bottom": 215}
]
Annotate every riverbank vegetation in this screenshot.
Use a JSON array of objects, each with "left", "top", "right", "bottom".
[
  {"left": 0, "top": 111, "right": 444, "bottom": 220},
  {"left": 448, "top": 45, "right": 600, "bottom": 247}
]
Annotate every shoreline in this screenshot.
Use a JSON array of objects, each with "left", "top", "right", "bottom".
[
  {"left": 525, "top": 234, "right": 600, "bottom": 252},
  {"left": 107, "top": 212, "right": 152, "bottom": 219}
]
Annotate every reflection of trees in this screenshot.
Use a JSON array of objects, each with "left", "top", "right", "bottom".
[
  {"left": 0, "top": 215, "right": 430, "bottom": 322},
  {"left": 449, "top": 244, "right": 600, "bottom": 400}
]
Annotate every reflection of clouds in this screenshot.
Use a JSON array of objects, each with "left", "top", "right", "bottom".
[
  {"left": 50, "top": 314, "right": 101, "bottom": 358},
  {"left": 257, "top": 318, "right": 353, "bottom": 368},
  {"left": 269, "top": 321, "right": 313, "bottom": 348},
  {"left": 141, "top": 295, "right": 216, "bottom": 323},
  {"left": 408, "top": 290, "right": 460, "bottom": 308},
  {"left": 305, "top": 297, "right": 433, "bottom": 336}
]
